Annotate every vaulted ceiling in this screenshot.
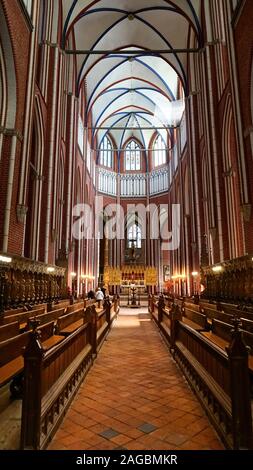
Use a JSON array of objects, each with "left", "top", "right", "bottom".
[{"left": 62, "top": 1, "right": 202, "bottom": 149}]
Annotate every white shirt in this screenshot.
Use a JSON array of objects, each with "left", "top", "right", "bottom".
[{"left": 96, "top": 290, "right": 104, "bottom": 301}]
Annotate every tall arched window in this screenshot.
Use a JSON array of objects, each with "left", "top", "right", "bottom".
[
  {"left": 128, "top": 224, "right": 141, "bottom": 248},
  {"left": 125, "top": 140, "right": 141, "bottom": 171},
  {"left": 100, "top": 136, "right": 113, "bottom": 168},
  {"left": 153, "top": 135, "right": 166, "bottom": 167}
]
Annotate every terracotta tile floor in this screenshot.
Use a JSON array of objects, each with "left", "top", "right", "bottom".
[{"left": 48, "top": 308, "right": 223, "bottom": 450}]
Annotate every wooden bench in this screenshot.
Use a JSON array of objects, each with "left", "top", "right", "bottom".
[
  {"left": 110, "top": 302, "right": 117, "bottom": 322},
  {"left": 0, "top": 321, "right": 19, "bottom": 342},
  {"left": 28, "top": 303, "right": 48, "bottom": 313},
  {"left": 202, "top": 307, "right": 234, "bottom": 325},
  {"left": 4, "top": 307, "right": 27, "bottom": 317},
  {"left": 56, "top": 309, "right": 85, "bottom": 336},
  {"left": 0, "top": 322, "right": 65, "bottom": 395},
  {"left": 241, "top": 329, "right": 253, "bottom": 352},
  {"left": 96, "top": 308, "right": 108, "bottom": 345},
  {"left": 0, "top": 332, "right": 28, "bottom": 391},
  {"left": 153, "top": 302, "right": 253, "bottom": 449},
  {"left": 50, "top": 300, "right": 70, "bottom": 312},
  {"left": 220, "top": 303, "right": 240, "bottom": 314},
  {"left": 201, "top": 319, "right": 253, "bottom": 369},
  {"left": 240, "top": 317, "right": 253, "bottom": 333},
  {"left": 2, "top": 307, "right": 46, "bottom": 330},
  {"left": 201, "top": 330, "right": 229, "bottom": 351},
  {"left": 173, "top": 320, "right": 253, "bottom": 449},
  {"left": 160, "top": 308, "right": 171, "bottom": 337},
  {"left": 38, "top": 321, "right": 65, "bottom": 351},
  {"left": 21, "top": 322, "right": 93, "bottom": 449},
  {"left": 210, "top": 318, "right": 232, "bottom": 342},
  {"left": 84, "top": 299, "right": 96, "bottom": 308},
  {"left": 96, "top": 307, "right": 104, "bottom": 314},
  {"left": 66, "top": 301, "right": 84, "bottom": 315},
  {"left": 27, "top": 308, "right": 66, "bottom": 329},
  {"left": 199, "top": 301, "right": 218, "bottom": 311},
  {"left": 182, "top": 306, "right": 208, "bottom": 331},
  {"left": 3, "top": 303, "right": 47, "bottom": 318},
  {"left": 220, "top": 304, "right": 253, "bottom": 322}
]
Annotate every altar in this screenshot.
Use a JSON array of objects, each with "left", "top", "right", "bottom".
[
  {"left": 103, "top": 265, "right": 158, "bottom": 294},
  {"left": 120, "top": 284, "right": 146, "bottom": 295},
  {"left": 124, "top": 284, "right": 141, "bottom": 308}
]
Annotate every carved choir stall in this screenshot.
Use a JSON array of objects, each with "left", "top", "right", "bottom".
[
  {"left": 0, "top": 254, "right": 67, "bottom": 314},
  {"left": 201, "top": 255, "right": 253, "bottom": 303}
]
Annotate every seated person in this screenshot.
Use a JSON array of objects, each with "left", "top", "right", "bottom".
[{"left": 87, "top": 290, "right": 95, "bottom": 300}]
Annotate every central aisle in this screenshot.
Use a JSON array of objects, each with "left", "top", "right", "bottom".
[{"left": 49, "top": 308, "right": 223, "bottom": 450}]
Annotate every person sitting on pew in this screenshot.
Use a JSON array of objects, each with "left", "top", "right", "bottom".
[{"left": 87, "top": 290, "right": 95, "bottom": 300}]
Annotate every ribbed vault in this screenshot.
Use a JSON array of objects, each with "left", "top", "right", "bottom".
[{"left": 62, "top": 1, "right": 202, "bottom": 151}]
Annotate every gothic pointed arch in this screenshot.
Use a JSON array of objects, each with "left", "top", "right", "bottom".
[
  {"left": 222, "top": 94, "right": 243, "bottom": 259},
  {"left": 24, "top": 97, "right": 45, "bottom": 260},
  {"left": 0, "top": 3, "right": 17, "bottom": 130}
]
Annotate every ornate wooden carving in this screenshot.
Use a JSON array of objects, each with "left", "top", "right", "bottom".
[
  {"left": 202, "top": 255, "right": 253, "bottom": 302},
  {"left": 0, "top": 254, "right": 67, "bottom": 309}
]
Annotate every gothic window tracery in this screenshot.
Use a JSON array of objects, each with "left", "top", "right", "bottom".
[
  {"left": 128, "top": 224, "right": 141, "bottom": 249},
  {"left": 125, "top": 140, "right": 141, "bottom": 171},
  {"left": 100, "top": 136, "right": 113, "bottom": 168},
  {"left": 153, "top": 135, "right": 166, "bottom": 167}
]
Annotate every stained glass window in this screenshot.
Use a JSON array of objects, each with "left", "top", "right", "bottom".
[
  {"left": 128, "top": 224, "right": 141, "bottom": 248},
  {"left": 100, "top": 136, "right": 113, "bottom": 168},
  {"left": 153, "top": 135, "right": 166, "bottom": 167},
  {"left": 125, "top": 140, "right": 141, "bottom": 171}
]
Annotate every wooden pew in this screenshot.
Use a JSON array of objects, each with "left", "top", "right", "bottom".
[
  {"left": 27, "top": 308, "right": 66, "bottom": 329},
  {"left": 0, "top": 322, "right": 19, "bottom": 342},
  {"left": 241, "top": 317, "right": 253, "bottom": 333},
  {"left": 49, "top": 299, "right": 70, "bottom": 312},
  {"left": 184, "top": 301, "right": 202, "bottom": 311},
  {"left": 21, "top": 322, "right": 93, "bottom": 449},
  {"left": 194, "top": 300, "right": 253, "bottom": 326},
  {"left": 199, "top": 301, "right": 219, "bottom": 311},
  {"left": 28, "top": 303, "right": 48, "bottom": 313},
  {"left": 66, "top": 301, "right": 84, "bottom": 315},
  {"left": 84, "top": 298, "right": 96, "bottom": 308},
  {"left": 0, "top": 322, "right": 65, "bottom": 396},
  {"left": 2, "top": 307, "right": 45, "bottom": 329},
  {"left": 0, "top": 332, "right": 29, "bottom": 392},
  {"left": 56, "top": 309, "right": 85, "bottom": 336},
  {"left": 182, "top": 306, "right": 208, "bottom": 331},
  {"left": 173, "top": 320, "right": 253, "bottom": 449},
  {"left": 202, "top": 307, "right": 234, "bottom": 325},
  {"left": 84, "top": 304, "right": 110, "bottom": 356},
  {"left": 151, "top": 296, "right": 172, "bottom": 343},
  {"left": 222, "top": 305, "right": 253, "bottom": 322},
  {"left": 38, "top": 321, "right": 65, "bottom": 351},
  {"left": 202, "top": 319, "right": 253, "bottom": 362},
  {"left": 96, "top": 307, "right": 108, "bottom": 348},
  {"left": 152, "top": 302, "right": 253, "bottom": 449},
  {"left": 110, "top": 295, "right": 120, "bottom": 322},
  {"left": 3, "top": 303, "right": 47, "bottom": 318},
  {"left": 174, "top": 298, "right": 184, "bottom": 309},
  {"left": 148, "top": 294, "right": 154, "bottom": 313},
  {"left": 160, "top": 307, "right": 171, "bottom": 339},
  {"left": 4, "top": 307, "right": 27, "bottom": 317},
  {"left": 201, "top": 300, "right": 253, "bottom": 320},
  {"left": 220, "top": 303, "right": 240, "bottom": 314}
]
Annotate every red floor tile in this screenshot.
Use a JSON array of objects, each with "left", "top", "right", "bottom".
[{"left": 48, "top": 310, "right": 223, "bottom": 450}]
